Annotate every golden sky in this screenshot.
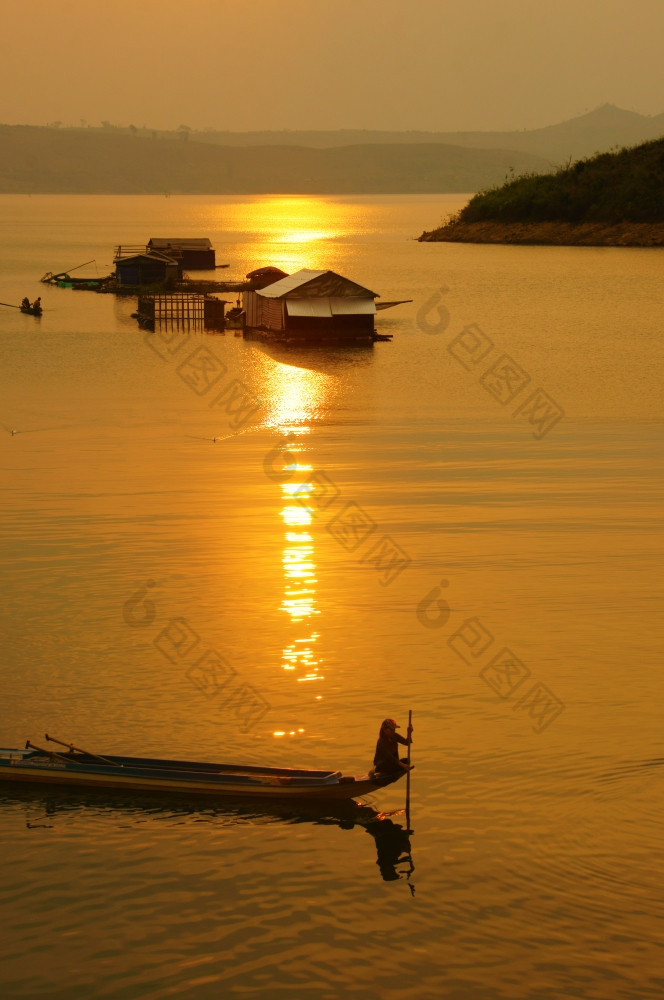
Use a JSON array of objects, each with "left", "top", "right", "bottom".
[{"left": 1, "top": 0, "right": 663, "bottom": 132}]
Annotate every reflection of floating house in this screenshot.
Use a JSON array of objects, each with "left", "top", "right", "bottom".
[
  {"left": 115, "top": 252, "right": 179, "bottom": 287},
  {"left": 147, "top": 238, "right": 215, "bottom": 270},
  {"left": 242, "top": 268, "right": 382, "bottom": 343}
]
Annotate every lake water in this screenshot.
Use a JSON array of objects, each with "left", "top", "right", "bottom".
[{"left": 0, "top": 194, "right": 662, "bottom": 1000}]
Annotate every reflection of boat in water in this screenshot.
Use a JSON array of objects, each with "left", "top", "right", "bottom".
[
  {"left": 1, "top": 738, "right": 405, "bottom": 802},
  {"left": 1, "top": 781, "right": 414, "bottom": 883},
  {"left": 0, "top": 780, "right": 379, "bottom": 825}
]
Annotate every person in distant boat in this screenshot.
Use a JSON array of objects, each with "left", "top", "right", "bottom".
[
  {"left": 32, "top": 297, "right": 41, "bottom": 312},
  {"left": 21, "top": 297, "right": 30, "bottom": 310},
  {"left": 372, "top": 718, "right": 413, "bottom": 776}
]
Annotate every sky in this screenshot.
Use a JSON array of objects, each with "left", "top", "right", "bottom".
[{"left": 1, "top": 0, "right": 663, "bottom": 133}]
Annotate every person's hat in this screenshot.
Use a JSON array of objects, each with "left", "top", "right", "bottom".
[{"left": 381, "top": 718, "right": 399, "bottom": 730}]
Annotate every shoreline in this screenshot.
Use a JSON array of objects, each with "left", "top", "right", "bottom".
[{"left": 418, "top": 220, "right": 664, "bottom": 247}]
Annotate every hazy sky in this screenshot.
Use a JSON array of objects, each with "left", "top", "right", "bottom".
[{"left": 2, "top": 0, "right": 663, "bottom": 132}]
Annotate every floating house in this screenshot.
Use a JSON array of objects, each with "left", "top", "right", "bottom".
[
  {"left": 114, "top": 252, "right": 179, "bottom": 287},
  {"left": 242, "top": 268, "right": 381, "bottom": 342},
  {"left": 147, "top": 238, "right": 215, "bottom": 270}
]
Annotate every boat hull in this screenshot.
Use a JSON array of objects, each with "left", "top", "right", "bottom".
[{"left": 0, "top": 749, "right": 403, "bottom": 801}]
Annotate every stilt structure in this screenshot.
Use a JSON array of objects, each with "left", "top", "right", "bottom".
[{"left": 136, "top": 294, "right": 226, "bottom": 331}]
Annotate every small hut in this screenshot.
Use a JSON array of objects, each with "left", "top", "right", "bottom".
[
  {"left": 115, "top": 252, "right": 179, "bottom": 287},
  {"left": 246, "top": 266, "right": 289, "bottom": 288},
  {"left": 147, "top": 238, "right": 215, "bottom": 270},
  {"left": 242, "top": 268, "right": 378, "bottom": 342}
]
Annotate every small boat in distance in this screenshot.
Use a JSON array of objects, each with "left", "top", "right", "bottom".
[
  {"left": 0, "top": 736, "right": 405, "bottom": 801},
  {"left": 19, "top": 295, "right": 42, "bottom": 315}
]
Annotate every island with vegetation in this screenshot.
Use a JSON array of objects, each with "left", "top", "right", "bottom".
[{"left": 419, "top": 137, "right": 664, "bottom": 246}]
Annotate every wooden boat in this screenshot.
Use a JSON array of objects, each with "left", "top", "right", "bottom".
[
  {"left": 0, "top": 737, "right": 405, "bottom": 801},
  {"left": 20, "top": 305, "right": 42, "bottom": 316},
  {"left": 40, "top": 265, "right": 113, "bottom": 289}
]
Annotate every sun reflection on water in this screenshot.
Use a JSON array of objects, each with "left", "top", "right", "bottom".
[
  {"left": 223, "top": 195, "right": 355, "bottom": 273},
  {"left": 254, "top": 355, "right": 334, "bottom": 737},
  {"left": 232, "top": 198, "right": 347, "bottom": 737}
]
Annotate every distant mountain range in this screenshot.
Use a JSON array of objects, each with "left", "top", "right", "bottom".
[
  {"left": 176, "top": 104, "right": 664, "bottom": 161},
  {"left": 0, "top": 105, "right": 662, "bottom": 194},
  {"left": 0, "top": 128, "right": 549, "bottom": 194}
]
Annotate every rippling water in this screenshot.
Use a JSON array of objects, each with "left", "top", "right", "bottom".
[{"left": 0, "top": 194, "right": 662, "bottom": 999}]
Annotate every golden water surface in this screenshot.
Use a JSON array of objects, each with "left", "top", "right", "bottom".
[{"left": 0, "top": 194, "right": 662, "bottom": 1000}]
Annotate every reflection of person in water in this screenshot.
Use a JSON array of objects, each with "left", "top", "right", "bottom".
[{"left": 365, "top": 818, "right": 413, "bottom": 881}]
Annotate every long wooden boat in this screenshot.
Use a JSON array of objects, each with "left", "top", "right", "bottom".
[
  {"left": 40, "top": 269, "right": 113, "bottom": 289},
  {"left": 0, "top": 739, "right": 404, "bottom": 801}
]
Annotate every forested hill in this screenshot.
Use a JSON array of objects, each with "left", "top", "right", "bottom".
[
  {"left": 419, "top": 138, "right": 664, "bottom": 246},
  {"left": 29, "top": 104, "right": 664, "bottom": 161},
  {"left": 0, "top": 126, "right": 549, "bottom": 194}
]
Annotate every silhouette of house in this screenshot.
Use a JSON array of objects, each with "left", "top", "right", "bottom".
[
  {"left": 147, "top": 238, "right": 215, "bottom": 270},
  {"left": 115, "top": 252, "right": 179, "bottom": 287},
  {"left": 242, "top": 268, "right": 379, "bottom": 342}
]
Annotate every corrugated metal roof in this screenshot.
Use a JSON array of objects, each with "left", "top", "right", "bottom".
[
  {"left": 258, "top": 268, "right": 378, "bottom": 300},
  {"left": 258, "top": 269, "right": 327, "bottom": 298},
  {"left": 148, "top": 238, "right": 213, "bottom": 250},
  {"left": 116, "top": 252, "right": 177, "bottom": 265},
  {"left": 286, "top": 297, "right": 376, "bottom": 317}
]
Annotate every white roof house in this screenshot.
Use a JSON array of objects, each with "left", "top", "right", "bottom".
[
  {"left": 258, "top": 268, "right": 377, "bottom": 301},
  {"left": 243, "top": 268, "right": 379, "bottom": 339}
]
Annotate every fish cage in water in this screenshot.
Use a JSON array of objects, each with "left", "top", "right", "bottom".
[{"left": 136, "top": 294, "right": 225, "bottom": 331}]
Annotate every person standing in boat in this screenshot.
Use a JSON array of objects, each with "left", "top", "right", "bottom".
[{"left": 373, "top": 718, "right": 413, "bottom": 775}]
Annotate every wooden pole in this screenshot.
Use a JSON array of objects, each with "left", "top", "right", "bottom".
[
  {"left": 45, "top": 733, "right": 115, "bottom": 766},
  {"left": 406, "top": 708, "right": 412, "bottom": 831},
  {"left": 62, "top": 259, "right": 95, "bottom": 274},
  {"left": 45, "top": 259, "right": 96, "bottom": 282}
]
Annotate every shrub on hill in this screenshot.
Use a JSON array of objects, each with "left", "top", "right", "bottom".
[{"left": 457, "top": 138, "right": 664, "bottom": 224}]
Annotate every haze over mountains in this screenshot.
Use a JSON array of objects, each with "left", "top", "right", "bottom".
[
  {"left": 1, "top": 105, "right": 662, "bottom": 195},
  {"left": 170, "top": 105, "right": 664, "bottom": 160}
]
